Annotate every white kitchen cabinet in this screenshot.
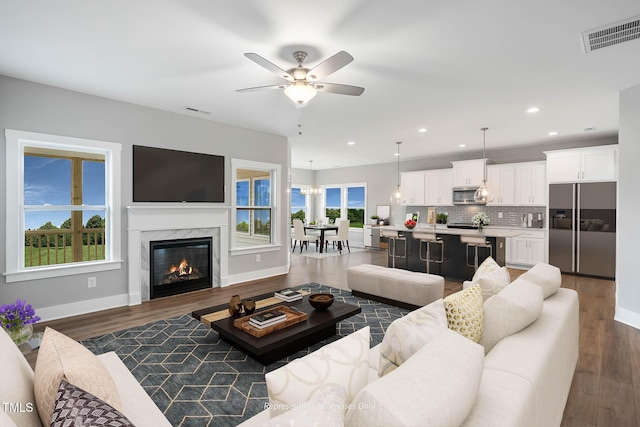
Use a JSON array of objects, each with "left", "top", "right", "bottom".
[
  {"left": 425, "top": 169, "right": 453, "bottom": 205},
  {"left": 545, "top": 145, "right": 618, "bottom": 183},
  {"left": 400, "top": 171, "right": 426, "bottom": 205},
  {"left": 486, "top": 164, "right": 515, "bottom": 205},
  {"left": 514, "top": 162, "right": 546, "bottom": 205},
  {"left": 451, "top": 159, "right": 486, "bottom": 188},
  {"left": 507, "top": 230, "right": 546, "bottom": 267}
]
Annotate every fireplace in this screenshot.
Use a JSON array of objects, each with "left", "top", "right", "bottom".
[{"left": 150, "top": 237, "right": 212, "bottom": 299}]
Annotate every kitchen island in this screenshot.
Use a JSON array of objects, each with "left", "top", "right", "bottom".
[{"left": 379, "top": 225, "right": 527, "bottom": 281}]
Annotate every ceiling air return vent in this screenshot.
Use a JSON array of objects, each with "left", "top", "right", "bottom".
[{"left": 582, "top": 16, "right": 640, "bottom": 53}]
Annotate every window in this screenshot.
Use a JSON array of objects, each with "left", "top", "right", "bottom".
[
  {"left": 4, "top": 129, "right": 122, "bottom": 282},
  {"left": 290, "top": 187, "right": 307, "bottom": 224},
  {"left": 322, "top": 183, "right": 367, "bottom": 228},
  {"left": 232, "top": 159, "right": 281, "bottom": 251}
]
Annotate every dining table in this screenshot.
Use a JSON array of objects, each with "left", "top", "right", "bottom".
[{"left": 303, "top": 224, "right": 339, "bottom": 253}]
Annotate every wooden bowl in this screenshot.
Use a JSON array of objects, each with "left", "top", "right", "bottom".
[{"left": 308, "top": 293, "right": 335, "bottom": 310}]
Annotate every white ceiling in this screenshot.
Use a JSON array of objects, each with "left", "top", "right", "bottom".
[{"left": 1, "top": 1, "right": 639, "bottom": 169}]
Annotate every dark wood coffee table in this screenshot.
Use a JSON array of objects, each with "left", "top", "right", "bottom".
[{"left": 192, "top": 291, "right": 361, "bottom": 365}]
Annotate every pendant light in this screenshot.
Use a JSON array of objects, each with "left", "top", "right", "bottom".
[
  {"left": 390, "top": 141, "right": 405, "bottom": 204},
  {"left": 474, "top": 127, "right": 494, "bottom": 203},
  {"left": 300, "top": 160, "right": 321, "bottom": 196}
]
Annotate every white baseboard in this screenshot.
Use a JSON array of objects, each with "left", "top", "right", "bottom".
[
  {"left": 37, "top": 294, "right": 130, "bottom": 322},
  {"left": 614, "top": 306, "right": 640, "bottom": 331},
  {"left": 228, "top": 265, "right": 289, "bottom": 286}
]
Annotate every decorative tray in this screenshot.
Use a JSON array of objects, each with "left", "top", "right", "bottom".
[{"left": 233, "top": 305, "right": 308, "bottom": 338}]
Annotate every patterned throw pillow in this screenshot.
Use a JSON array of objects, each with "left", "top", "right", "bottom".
[
  {"left": 472, "top": 256, "right": 500, "bottom": 282},
  {"left": 34, "top": 328, "right": 123, "bottom": 426},
  {"left": 51, "top": 380, "right": 133, "bottom": 427},
  {"left": 443, "top": 285, "right": 484, "bottom": 342},
  {"left": 265, "top": 327, "right": 370, "bottom": 418},
  {"left": 378, "top": 299, "right": 448, "bottom": 376}
]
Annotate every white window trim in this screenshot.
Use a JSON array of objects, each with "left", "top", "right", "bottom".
[
  {"left": 321, "top": 182, "right": 367, "bottom": 228},
  {"left": 230, "top": 158, "right": 281, "bottom": 254},
  {"left": 4, "top": 129, "right": 122, "bottom": 282}
]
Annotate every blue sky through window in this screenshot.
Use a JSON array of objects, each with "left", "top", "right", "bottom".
[{"left": 24, "top": 156, "right": 106, "bottom": 229}]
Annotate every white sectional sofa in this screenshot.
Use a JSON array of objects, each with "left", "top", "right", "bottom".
[
  {"left": 0, "top": 326, "right": 171, "bottom": 427},
  {"left": 240, "top": 262, "right": 579, "bottom": 427}
]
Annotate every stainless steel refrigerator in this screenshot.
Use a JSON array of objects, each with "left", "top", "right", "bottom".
[{"left": 549, "top": 182, "right": 616, "bottom": 279}]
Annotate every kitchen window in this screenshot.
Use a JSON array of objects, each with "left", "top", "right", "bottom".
[{"left": 4, "top": 129, "right": 122, "bottom": 282}]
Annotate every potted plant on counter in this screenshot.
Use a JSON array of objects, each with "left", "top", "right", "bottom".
[
  {"left": 436, "top": 213, "right": 448, "bottom": 224},
  {"left": 370, "top": 215, "right": 379, "bottom": 225}
]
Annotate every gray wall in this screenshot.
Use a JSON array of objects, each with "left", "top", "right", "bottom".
[
  {"left": 0, "top": 76, "right": 289, "bottom": 315},
  {"left": 617, "top": 83, "right": 640, "bottom": 329}
]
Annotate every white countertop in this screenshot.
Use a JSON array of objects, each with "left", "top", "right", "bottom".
[{"left": 379, "top": 224, "right": 545, "bottom": 238}]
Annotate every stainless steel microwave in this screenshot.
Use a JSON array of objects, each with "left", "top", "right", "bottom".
[{"left": 452, "top": 187, "right": 485, "bottom": 205}]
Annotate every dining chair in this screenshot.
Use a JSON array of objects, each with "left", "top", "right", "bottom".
[
  {"left": 292, "top": 219, "right": 318, "bottom": 253},
  {"left": 325, "top": 219, "right": 350, "bottom": 253}
]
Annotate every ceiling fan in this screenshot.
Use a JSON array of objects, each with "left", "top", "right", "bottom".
[{"left": 236, "top": 50, "right": 365, "bottom": 105}]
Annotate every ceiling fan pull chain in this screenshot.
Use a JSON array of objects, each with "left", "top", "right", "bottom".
[{"left": 298, "top": 108, "right": 303, "bottom": 135}]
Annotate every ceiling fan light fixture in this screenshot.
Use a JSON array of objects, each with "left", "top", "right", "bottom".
[{"left": 284, "top": 82, "right": 317, "bottom": 105}]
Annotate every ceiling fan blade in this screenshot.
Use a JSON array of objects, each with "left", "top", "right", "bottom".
[
  {"left": 236, "top": 84, "right": 287, "bottom": 93},
  {"left": 314, "top": 83, "right": 365, "bottom": 96},
  {"left": 244, "top": 53, "right": 293, "bottom": 81},
  {"left": 307, "top": 51, "right": 354, "bottom": 81}
]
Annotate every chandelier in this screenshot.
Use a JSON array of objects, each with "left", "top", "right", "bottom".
[{"left": 300, "top": 160, "right": 321, "bottom": 195}]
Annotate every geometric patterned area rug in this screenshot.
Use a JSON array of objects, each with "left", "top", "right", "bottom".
[{"left": 81, "top": 283, "right": 409, "bottom": 427}]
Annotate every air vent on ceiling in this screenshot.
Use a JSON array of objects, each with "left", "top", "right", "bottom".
[
  {"left": 582, "top": 16, "right": 640, "bottom": 53},
  {"left": 184, "top": 106, "right": 211, "bottom": 115}
]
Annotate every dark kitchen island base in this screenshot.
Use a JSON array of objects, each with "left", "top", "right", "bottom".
[{"left": 384, "top": 233, "right": 506, "bottom": 281}]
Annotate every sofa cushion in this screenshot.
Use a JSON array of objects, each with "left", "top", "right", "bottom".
[
  {"left": 443, "top": 285, "right": 484, "bottom": 342},
  {"left": 265, "top": 326, "right": 370, "bottom": 418},
  {"left": 266, "top": 385, "right": 346, "bottom": 427},
  {"left": 34, "top": 327, "right": 122, "bottom": 426},
  {"left": 50, "top": 380, "right": 133, "bottom": 427},
  {"left": 345, "top": 329, "right": 484, "bottom": 427},
  {"left": 479, "top": 281, "right": 544, "bottom": 353},
  {"left": 0, "top": 327, "right": 42, "bottom": 427},
  {"left": 378, "top": 298, "right": 448, "bottom": 376},
  {"left": 518, "top": 263, "right": 562, "bottom": 298}
]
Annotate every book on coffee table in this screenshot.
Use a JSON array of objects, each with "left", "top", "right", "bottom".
[
  {"left": 274, "top": 289, "right": 303, "bottom": 302},
  {"left": 250, "top": 309, "right": 286, "bottom": 325},
  {"left": 249, "top": 317, "right": 287, "bottom": 329}
]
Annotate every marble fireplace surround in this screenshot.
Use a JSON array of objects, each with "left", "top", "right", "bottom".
[{"left": 127, "top": 206, "right": 229, "bottom": 305}]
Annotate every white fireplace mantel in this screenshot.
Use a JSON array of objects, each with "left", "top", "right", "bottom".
[{"left": 127, "top": 205, "right": 229, "bottom": 305}]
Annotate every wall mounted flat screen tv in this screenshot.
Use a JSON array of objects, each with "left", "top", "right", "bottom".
[{"left": 133, "top": 145, "right": 224, "bottom": 202}]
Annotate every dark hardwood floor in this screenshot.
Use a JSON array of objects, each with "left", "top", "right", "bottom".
[{"left": 25, "top": 249, "right": 639, "bottom": 427}]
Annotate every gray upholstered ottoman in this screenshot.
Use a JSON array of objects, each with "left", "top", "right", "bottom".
[{"left": 347, "top": 264, "right": 444, "bottom": 310}]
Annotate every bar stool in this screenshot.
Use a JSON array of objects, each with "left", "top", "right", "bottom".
[
  {"left": 380, "top": 229, "right": 406, "bottom": 268},
  {"left": 413, "top": 232, "right": 444, "bottom": 274},
  {"left": 460, "top": 235, "right": 492, "bottom": 271}
]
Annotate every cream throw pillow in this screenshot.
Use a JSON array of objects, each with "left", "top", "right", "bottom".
[
  {"left": 378, "top": 299, "right": 448, "bottom": 376},
  {"left": 443, "top": 285, "right": 484, "bottom": 342},
  {"left": 34, "top": 327, "right": 122, "bottom": 426},
  {"left": 346, "top": 329, "right": 484, "bottom": 427},
  {"left": 480, "top": 281, "right": 544, "bottom": 353},
  {"left": 267, "top": 385, "right": 346, "bottom": 427},
  {"left": 472, "top": 256, "right": 500, "bottom": 282},
  {"left": 265, "top": 326, "right": 370, "bottom": 418},
  {"left": 519, "top": 263, "right": 562, "bottom": 298}
]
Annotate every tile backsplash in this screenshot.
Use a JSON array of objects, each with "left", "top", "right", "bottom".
[{"left": 407, "top": 205, "right": 546, "bottom": 228}]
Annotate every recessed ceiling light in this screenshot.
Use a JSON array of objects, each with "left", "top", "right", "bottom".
[
  {"left": 394, "top": 152, "right": 400, "bottom": 156},
  {"left": 527, "top": 107, "right": 540, "bottom": 113},
  {"left": 459, "top": 144, "right": 466, "bottom": 148},
  {"left": 584, "top": 127, "right": 596, "bottom": 132},
  {"left": 347, "top": 141, "right": 356, "bottom": 145},
  {"left": 418, "top": 128, "right": 428, "bottom": 133},
  {"left": 548, "top": 131, "right": 558, "bottom": 136}
]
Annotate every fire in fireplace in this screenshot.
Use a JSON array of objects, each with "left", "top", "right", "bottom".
[{"left": 150, "top": 237, "right": 212, "bottom": 299}]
